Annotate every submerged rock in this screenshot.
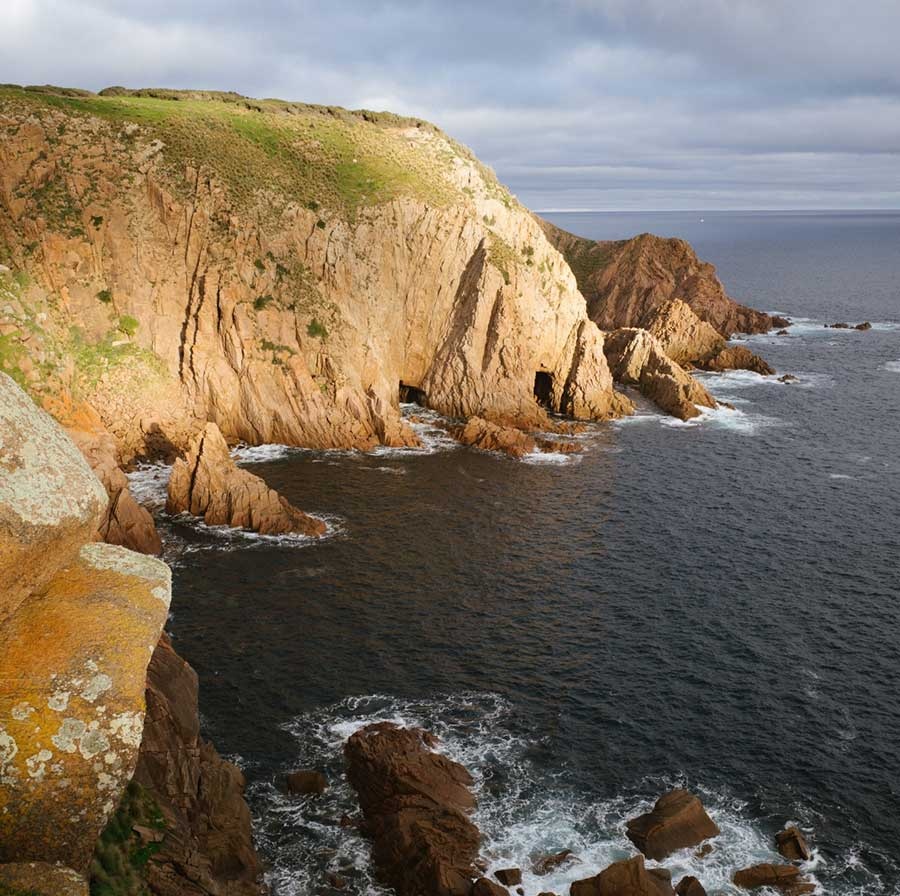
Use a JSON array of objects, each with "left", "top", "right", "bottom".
[
  {"left": 570, "top": 855, "right": 674, "bottom": 896},
  {"left": 344, "top": 722, "right": 479, "bottom": 896},
  {"left": 533, "top": 849, "right": 576, "bottom": 875},
  {"left": 166, "top": 422, "right": 326, "bottom": 536},
  {"left": 776, "top": 825, "right": 812, "bottom": 861},
  {"left": 625, "top": 789, "right": 720, "bottom": 861},
  {"left": 604, "top": 329, "right": 717, "bottom": 420}
]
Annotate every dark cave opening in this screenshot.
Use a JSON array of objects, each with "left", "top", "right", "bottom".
[
  {"left": 399, "top": 381, "right": 428, "bottom": 406},
  {"left": 533, "top": 371, "right": 554, "bottom": 409}
]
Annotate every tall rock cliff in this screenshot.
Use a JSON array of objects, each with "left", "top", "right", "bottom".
[{"left": 0, "top": 86, "right": 630, "bottom": 459}]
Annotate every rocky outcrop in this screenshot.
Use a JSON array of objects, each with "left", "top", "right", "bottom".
[
  {"left": 775, "top": 826, "right": 812, "bottom": 861},
  {"left": 166, "top": 422, "right": 326, "bottom": 536},
  {"left": 44, "top": 394, "right": 162, "bottom": 554},
  {"left": 452, "top": 416, "right": 538, "bottom": 458},
  {"left": 570, "top": 855, "right": 674, "bottom": 896},
  {"left": 344, "top": 722, "right": 479, "bottom": 896},
  {"left": 0, "top": 373, "right": 170, "bottom": 884},
  {"left": 675, "top": 876, "right": 707, "bottom": 896},
  {"left": 0, "top": 862, "right": 89, "bottom": 896},
  {"left": 625, "top": 789, "right": 720, "bottom": 860},
  {"left": 697, "top": 346, "right": 775, "bottom": 376},
  {"left": 732, "top": 864, "right": 813, "bottom": 893},
  {"left": 604, "top": 330, "right": 717, "bottom": 420},
  {"left": 130, "top": 634, "right": 263, "bottom": 896},
  {"left": 539, "top": 220, "right": 787, "bottom": 337},
  {"left": 639, "top": 299, "right": 725, "bottom": 366},
  {"left": 0, "top": 87, "right": 628, "bottom": 460}
]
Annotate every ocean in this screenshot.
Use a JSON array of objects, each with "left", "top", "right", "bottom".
[{"left": 131, "top": 210, "right": 900, "bottom": 895}]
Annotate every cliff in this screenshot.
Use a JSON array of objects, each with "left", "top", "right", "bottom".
[
  {"left": 539, "top": 219, "right": 788, "bottom": 338},
  {"left": 0, "top": 85, "right": 630, "bottom": 462}
]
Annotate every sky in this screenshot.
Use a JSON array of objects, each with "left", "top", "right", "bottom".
[{"left": 4, "top": 0, "right": 900, "bottom": 210}]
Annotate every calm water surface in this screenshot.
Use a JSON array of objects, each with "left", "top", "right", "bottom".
[{"left": 137, "top": 211, "right": 900, "bottom": 895}]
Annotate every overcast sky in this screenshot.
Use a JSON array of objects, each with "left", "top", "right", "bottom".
[{"left": 5, "top": 0, "right": 900, "bottom": 209}]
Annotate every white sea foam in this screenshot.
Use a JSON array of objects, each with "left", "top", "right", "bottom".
[
  {"left": 246, "top": 694, "right": 872, "bottom": 896},
  {"left": 522, "top": 449, "right": 582, "bottom": 465},
  {"left": 126, "top": 462, "right": 172, "bottom": 508},
  {"left": 883, "top": 360, "right": 900, "bottom": 373},
  {"left": 232, "top": 443, "right": 308, "bottom": 464},
  {"left": 167, "top": 511, "right": 344, "bottom": 549}
]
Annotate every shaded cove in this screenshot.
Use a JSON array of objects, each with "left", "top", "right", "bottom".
[{"left": 154, "top": 211, "right": 900, "bottom": 895}]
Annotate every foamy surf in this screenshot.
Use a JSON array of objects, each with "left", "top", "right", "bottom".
[
  {"left": 240, "top": 693, "right": 885, "bottom": 896},
  {"left": 883, "top": 360, "right": 900, "bottom": 373}
]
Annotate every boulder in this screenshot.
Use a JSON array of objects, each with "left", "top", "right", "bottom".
[
  {"left": 778, "top": 374, "right": 799, "bottom": 383},
  {"left": 166, "top": 422, "right": 325, "bottom": 536},
  {"left": 604, "top": 329, "right": 717, "bottom": 420},
  {"left": 0, "top": 543, "right": 171, "bottom": 872},
  {"left": 697, "top": 346, "right": 775, "bottom": 376},
  {"left": 0, "top": 862, "right": 88, "bottom": 896},
  {"left": 827, "top": 322, "right": 850, "bottom": 329},
  {"left": 733, "top": 864, "right": 810, "bottom": 891},
  {"left": 344, "top": 722, "right": 479, "bottom": 896},
  {"left": 536, "top": 437, "right": 582, "bottom": 455},
  {"left": 775, "top": 826, "right": 812, "bottom": 861},
  {"left": 570, "top": 855, "right": 674, "bottom": 896},
  {"left": 453, "top": 416, "right": 537, "bottom": 458},
  {"left": 131, "top": 633, "right": 264, "bottom": 895},
  {"left": 0, "top": 372, "right": 108, "bottom": 625},
  {"left": 625, "top": 790, "right": 720, "bottom": 860},
  {"left": 473, "top": 879, "right": 510, "bottom": 896},
  {"left": 675, "top": 876, "right": 707, "bottom": 896},
  {"left": 533, "top": 849, "right": 576, "bottom": 875},
  {"left": 495, "top": 868, "right": 523, "bottom": 886},
  {"left": 776, "top": 329, "right": 789, "bottom": 336},
  {"left": 286, "top": 769, "right": 328, "bottom": 795},
  {"left": 855, "top": 321, "right": 872, "bottom": 331}
]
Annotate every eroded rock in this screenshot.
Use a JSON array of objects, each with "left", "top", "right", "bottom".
[
  {"left": 453, "top": 416, "right": 537, "bottom": 458},
  {"left": 639, "top": 299, "right": 725, "bottom": 366},
  {"left": 166, "top": 422, "right": 325, "bottom": 536},
  {"left": 776, "top": 826, "right": 812, "bottom": 861},
  {"left": 344, "top": 722, "right": 479, "bottom": 896},
  {"left": 732, "top": 864, "right": 809, "bottom": 892},
  {"left": 570, "top": 855, "right": 674, "bottom": 896},
  {"left": 625, "top": 789, "right": 720, "bottom": 861},
  {"left": 0, "top": 862, "right": 88, "bottom": 896},
  {"left": 698, "top": 346, "right": 775, "bottom": 376}
]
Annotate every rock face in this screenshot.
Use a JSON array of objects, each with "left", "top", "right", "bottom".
[
  {"left": 698, "top": 346, "right": 775, "bottom": 376},
  {"left": 166, "top": 422, "right": 326, "bottom": 536},
  {"left": 639, "top": 299, "right": 726, "bottom": 366},
  {"left": 570, "top": 855, "right": 674, "bottom": 896},
  {"left": 131, "top": 634, "right": 263, "bottom": 896},
  {"left": 344, "top": 722, "right": 479, "bottom": 896},
  {"left": 604, "top": 329, "right": 717, "bottom": 420},
  {"left": 625, "top": 789, "right": 720, "bottom": 860},
  {"left": 0, "top": 372, "right": 108, "bottom": 625},
  {"left": 539, "top": 221, "right": 786, "bottom": 337},
  {"left": 44, "top": 394, "right": 162, "bottom": 554},
  {"left": 0, "top": 372, "right": 170, "bottom": 877},
  {"left": 0, "top": 862, "right": 89, "bottom": 896},
  {"left": 0, "top": 87, "right": 629, "bottom": 460}
]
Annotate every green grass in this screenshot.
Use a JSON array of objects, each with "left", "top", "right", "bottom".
[
  {"left": 89, "top": 780, "right": 166, "bottom": 896},
  {"left": 307, "top": 317, "right": 328, "bottom": 339},
  {"left": 0, "top": 85, "right": 479, "bottom": 220},
  {"left": 486, "top": 232, "right": 518, "bottom": 286},
  {"left": 96, "top": 289, "right": 113, "bottom": 304},
  {"left": 117, "top": 315, "right": 139, "bottom": 336},
  {"left": 68, "top": 325, "right": 166, "bottom": 388}
]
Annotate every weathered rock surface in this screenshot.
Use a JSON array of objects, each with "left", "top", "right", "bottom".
[
  {"left": 44, "top": 394, "right": 162, "bottom": 554},
  {"left": 639, "top": 299, "right": 725, "bottom": 366},
  {"left": 732, "top": 864, "right": 811, "bottom": 892},
  {"left": 131, "top": 634, "right": 264, "bottom": 895},
  {"left": 453, "top": 416, "right": 538, "bottom": 458},
  {"left": 0, "top": 89, "right": 630, "bottom": 460},
  {"left": 570, "top": 855, "right": 674, "bottom": 896},
  {"left": 495, "top": 868, "right": 523, "bottom": 886},
  {"left": 675, "top": 876, "right": 707, "bottom": 896},
  {"left": 625, "top": 789, "right": 720, "bottom": 860},
  {"left": 775, "top": 826, "right": 812, "bottom": 861},
  {"left": 697, "top": 346, "right": 775, "bottom": 376},
  {"left": 344, "top": 722, "right": 479, "bottom": 896},
  {"left": 604, "top": 329, "right": 717, "bottom": 420},
  {"left": 0, "top": 861, "right": 89, "bottom": 896},
  {"left": 539, "top": 221, "right": 787, "bottom": 337},
  {"left": 286, "top": 769, "right": 328, "bottom": 795},
  {"left": 166, "top": 422, "right": 326, "bottom": 536},
  {"left": 533, "top": 849, "right": 576, "bottom": 875},
  {"left": 473, "top": 879, "right": 510, "bottom": 896},
  {"left": 0, "top": 371, "right": 108, "bottom": 624}
]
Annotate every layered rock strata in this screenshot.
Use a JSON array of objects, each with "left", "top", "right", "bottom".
[{"left": 166, "top": 422, "right": 326, "bottom": 536}]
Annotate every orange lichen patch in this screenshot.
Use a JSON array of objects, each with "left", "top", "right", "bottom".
[
  {"left": 0, "top": 861, "right": 88, "bottom": 895},
  {"left": 0, "top": 543, "right": 170, "bottom": 873}
]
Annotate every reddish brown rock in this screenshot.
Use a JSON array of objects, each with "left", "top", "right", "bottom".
[
  {"left": 0, "top": 862, "right": 88, "bottom": 895},
  {"left": 533, "top": 849, "right": 576, "bottom": 875},
  {"left": 604, "top": 329, "right": 717, "bottom": 420},
  {"left": 495, "top": 868, "right": 523, "bottom": 886},
  {"left": 453, "top": 416, "right": 537, "bottom": 458},
  {"left": 535, "top": 437, "right": 582, "bottom": 455},
  {"left": 166, "top": 423, "right": 325, "bottom": 536},
  {"left": 625, "top": 790, "right": 720, "bottom": 861},
  {"left": 473, "top": 879, "right": 510, "bottom": 896},
  {"left": 132, "top": 634, "right": 264, "bottom": 895},
  {"left": 639, "top": 299, "right": 726, "bottom": 366},
  {"left": 570, "top": 855, "right": 674, "bottom": 896},
  {"left": 855, "top": 321, "right": 872, "bottom": 331},
  {"left": 698, "top": 346, "right": 775, "bottom": 376},
  {"left": 675, "top": 876, "right": 707, "bottom": 896},
  {"left": 344, "top": 722, "right": 479, "bottom": 896},
  {"left": 776, "top": 826, "right": 812, "bottom": 861},
  {"left": 286, "top": 769, "right": 327, "bottom": 795},
  {"left": 732, "top": 864, "right": 807, "bottom": 892}
]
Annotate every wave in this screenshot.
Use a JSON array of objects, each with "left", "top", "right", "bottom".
[
  {"left": 241, "top": 693, "right": 899, "bottom": 895},
  {"left": 126, "top": 462, "right": 172, "bottom": 509},
  {"left": 883, "top": 360, "right": 900, "bottom": 373}
]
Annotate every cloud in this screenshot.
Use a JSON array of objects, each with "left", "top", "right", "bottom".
[{"left": 3, "top": 0, "right": 899, "bottom": 208}]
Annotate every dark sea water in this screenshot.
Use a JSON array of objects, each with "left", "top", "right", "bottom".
[{"left": 131, "top": 211, "right": 900, "bottom": 896}]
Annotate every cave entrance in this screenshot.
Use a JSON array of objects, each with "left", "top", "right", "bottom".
[
  {"left": 533, "top": 371, "right": 554, "bottom": 409},
  {"left": 399, "top": 381, "right": 427, "bottom": 406}
]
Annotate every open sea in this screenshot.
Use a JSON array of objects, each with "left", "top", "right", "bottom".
[{"left": 130, "top": 210, "right": 900, "bottom": 895}]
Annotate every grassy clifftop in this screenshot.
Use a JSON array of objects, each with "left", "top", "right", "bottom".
[{"left": 0, "top": 84, "right": 509, "bottom": 218}]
